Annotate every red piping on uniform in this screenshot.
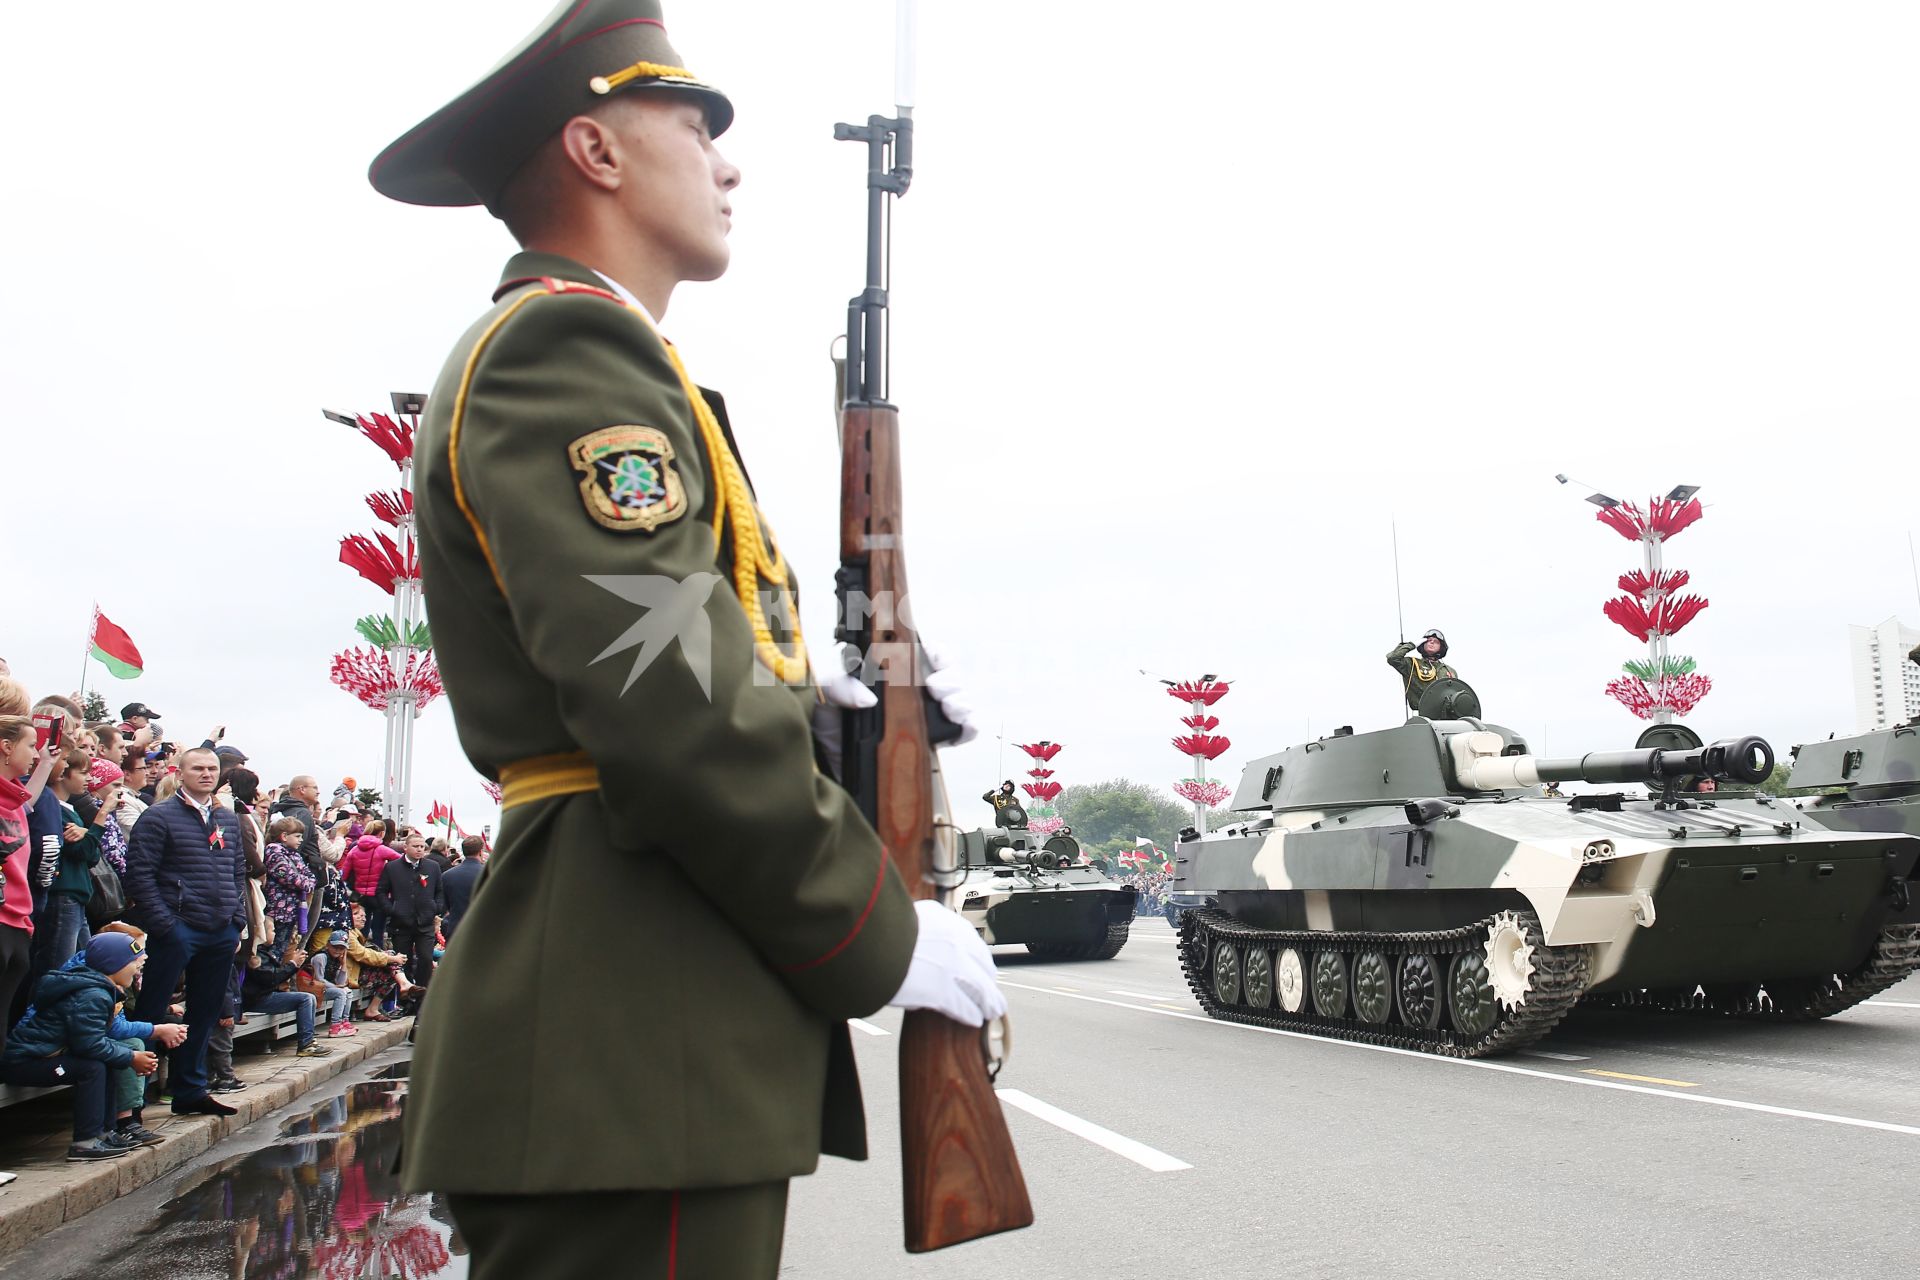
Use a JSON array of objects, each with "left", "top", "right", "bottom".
[
  {"left": 551, "top": 16, "right": 668, "bottom": 57},
  {"left": 492, "top": 277, "right": 623, "bottom": 304},
  {"left": 667, "top": 1190, "right": 681, "bottom": 1278},
  {"left": 776, "top": 855, "right": 888, "bottom": 974}
]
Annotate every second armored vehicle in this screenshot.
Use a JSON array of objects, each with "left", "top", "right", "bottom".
[
  {"left": 1780, "top": 647, "right": 1920, "bottom": 919},
  {"left": 1174, "top": 711, "right": 1920, "bottom": 1057},
  {"left": 954, "top": 794, "right": 1138, "bottom": 960}
]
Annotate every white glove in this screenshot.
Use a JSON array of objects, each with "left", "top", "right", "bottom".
[
  {"left": 888, "top": 900, "right": 1007, "bottom": 1027},
  {"left": 812, "top": 643, "right": 878, "bottom": 710},
  {"left": 922, "top": 645, "right": 979, "bottom": 746}
]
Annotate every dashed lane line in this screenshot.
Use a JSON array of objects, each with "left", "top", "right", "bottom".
[
  {"left": 995, "top": 1089, "right": 1192, "bottom": 1172},
  {"left": 848, "top": 1018, "right": 891, "bottom": 1037},
  {"left": 1519, "top": 1050, "right": 1591, "bottom": 1062},
  {"left": 997, "top": 980, "right": 1920, "bottom": 1139},
  {"left": 1109, "top": 989, "right": 1191, "bottom": 1003}
]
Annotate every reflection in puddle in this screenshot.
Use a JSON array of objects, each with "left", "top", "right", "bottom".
[
  {"left": 66, "top": 1069, "right": 466, "bottom": 1279},
  {"left": 371, "top": 1062, "right": 414, "bottom": 1081},
  {"left": 277, "top": 1081, "right": 406, "bottom": 1138}
]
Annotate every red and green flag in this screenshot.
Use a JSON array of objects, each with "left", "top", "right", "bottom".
[{"left": 89, "top": 609, "right": 144, "bottom": 679}]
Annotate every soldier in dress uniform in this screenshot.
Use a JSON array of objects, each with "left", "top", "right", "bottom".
[
  {"left": 1387, "top": 629, "right": 1459, "bottom": 713},
  {"left": 367, "top": 3, "right": 1003, "bottom": 1276}
]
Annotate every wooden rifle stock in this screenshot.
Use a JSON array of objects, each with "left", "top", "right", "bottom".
[{"left": 839, "top": 401, "right": 1034, "bottom": 1252}]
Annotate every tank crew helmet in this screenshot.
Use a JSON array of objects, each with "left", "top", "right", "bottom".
[
  {"left": 999, "top": 780, "right": 1017, "bottom": 795},
  {"left": 1419, "top": 629, "right": 1449, "bottom": 659}
]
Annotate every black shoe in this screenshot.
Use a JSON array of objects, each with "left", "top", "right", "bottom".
[
  {"left": 208, "top": 1075, "right": 248, "bottom": 1094},
  {"left": 116, "top": 1123, "right": 165, "bottom": 1148},
  {"left": 171, "top": 1095, "right": 238, "bottom": 1117},
  {"left": 66, "top": 1138, "right": 131, "bottom": 1162}
]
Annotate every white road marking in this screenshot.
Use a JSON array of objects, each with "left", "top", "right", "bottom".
[
  {"left": 998, "top": 980, "right": 1920, "bottom": 1139},
  {"left": 1110, "top": 989, "right": 1190, "bottom": 1003},
  {"left": 848, "top": 1018, "right": 890, "bottom": 1037},
  {"left": 995, "top": 1089, "right": 1192, "bottom": 1172},
  {"left": 1520, "top": 1050, "right": 1591, "bottom": 1062},
  {"left": 1868, "top": 1000, "right": 1920, "bottom": 1010}
]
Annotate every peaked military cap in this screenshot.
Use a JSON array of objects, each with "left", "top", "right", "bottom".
[{"left": 369, "top": 0, "right": 732, "bottom": 210}]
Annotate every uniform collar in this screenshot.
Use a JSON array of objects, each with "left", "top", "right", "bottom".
[{"left": 493, "top": 252, "right": 658, "bottom": 328}]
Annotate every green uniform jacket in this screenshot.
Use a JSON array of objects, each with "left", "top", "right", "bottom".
[
  {"left": 1387, "top": 642, "right": 1457, "bottom": 711},
  {"left": 403, "top": 251, "right": 918, "bottom": 1195}
]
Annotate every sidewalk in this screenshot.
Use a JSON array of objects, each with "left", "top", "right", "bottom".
[{"left": 0, "top": 1019, "right": 412, "bottom": 1261}]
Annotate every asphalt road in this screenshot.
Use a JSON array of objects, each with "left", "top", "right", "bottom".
[
  {"left": 783, "top": 917, "right": 1920, "bottom": 1280},
  {"left": 8, "top": 917, "right": 1916, "bottom": 1279}
]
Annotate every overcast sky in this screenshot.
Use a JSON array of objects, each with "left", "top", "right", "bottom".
[{"left": 5, "top": 2, "right": 1918, "bottom": 830}]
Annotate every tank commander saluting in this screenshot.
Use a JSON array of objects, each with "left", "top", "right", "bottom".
[
  {"left": 367, "top": 2, "right": 1003, "bottom": 1275},
  {"left": 1388, "top": 629, "right": 1459, "bottom": 714}
]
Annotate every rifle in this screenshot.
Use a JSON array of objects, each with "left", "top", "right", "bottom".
[{"left": 833, "top": 1, "right": 1034, "bottom": 1254}]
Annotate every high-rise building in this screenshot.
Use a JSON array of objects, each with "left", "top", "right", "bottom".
[{"left": 1849, "top": 616, "right": 1920, "bottom": 731}]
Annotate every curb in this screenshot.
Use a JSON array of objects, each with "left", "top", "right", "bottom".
[{"left": 0, "top": 1020, "right": 411, "bottom": 1261}]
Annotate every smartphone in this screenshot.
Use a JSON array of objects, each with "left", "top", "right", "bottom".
[{"left": 32, "top": 711, "right": 65, "bottom": 753}]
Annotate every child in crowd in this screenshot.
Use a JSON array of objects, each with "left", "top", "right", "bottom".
[
  {"left": 263, "top": 817, "right": 317, "bottom": 960},
  {"left": 0, "top": 934, "right": 185, "bottom": 1160},
  {"left": 327, "top": 903, "right": 415, "bottom": 1021}
]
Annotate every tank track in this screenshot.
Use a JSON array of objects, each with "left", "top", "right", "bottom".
[
  {"left": 1027, "top": 921, "right": 1131, "bottom": 962},
  {"left": 1178, "top": 908, "right": 1590, "bottom": 1059},
  {"left": 1587, "top": 924, "right": 1920, "bottom": 1021}
]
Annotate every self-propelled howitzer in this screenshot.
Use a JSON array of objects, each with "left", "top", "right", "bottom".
[{"left": 1175, "top": 716, "right": 1920, "bottom": 1057}]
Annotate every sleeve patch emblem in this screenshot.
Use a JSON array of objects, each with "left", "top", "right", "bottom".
[{"left": 568, "top": 426, "right": 689, "bottom": 533}]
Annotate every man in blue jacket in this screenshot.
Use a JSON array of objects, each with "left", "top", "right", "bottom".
[
  {"left": 124, "top": 747, "right": 247, "bottom": 1117},
  {"left": 0, "top": 933, "right": 164, "bottom": 1160}
]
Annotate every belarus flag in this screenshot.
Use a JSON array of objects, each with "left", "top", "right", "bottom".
[{"left": 89, "top": 609, "right": 144, "bottom": 679}]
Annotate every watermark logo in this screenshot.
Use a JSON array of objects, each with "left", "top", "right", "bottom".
[{"left": 585, "top": 573, "right": 723, "bottom": 697}]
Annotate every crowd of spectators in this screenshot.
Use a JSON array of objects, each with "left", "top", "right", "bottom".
[{"left": 0, "top": 659, "right": 482, "bottom": 1173}]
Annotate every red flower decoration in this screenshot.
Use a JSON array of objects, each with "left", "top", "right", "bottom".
[
  {"left": 1617, "top": 568, "right": 1690, "bottom": 598},
  {"left": 1166, "top": 680, "right": 1230, "bottom": 706},
  {"left": 1022, "top": 780, "right": 1063, "bottom": 802},
  {"left": 1181, "top": 714, "right": 1220, "bottom": 732},
  {"left": 1172, "top": 733, "right": 1231, "bottom": 761},
  {"left": 340, "top": 531, "right": 418, "bottom": 594},
  {"left": 1016, "top": 742, "right": 1063, "bottom": 762},
  {"left": 366, "top": 489, "right": 414, "bottom": 527},
  {"left": 336, "top": 411, "right": 416, "bottom": 469}
]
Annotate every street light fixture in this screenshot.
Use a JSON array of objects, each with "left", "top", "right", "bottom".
[
  {"left": 320, "top": 408, "right": 359, "bottom": 428},
  {"left": 390, "top": 392, "right": 429, "bottom": 417},
  {"left": 1666, "top": 484, "right": 1700, "bottom": 504}
]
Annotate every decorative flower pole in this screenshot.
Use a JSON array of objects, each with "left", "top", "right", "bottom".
[
  {"left": 1167, "top": 677, "right": 1232, "bottom": 833},
  {"left": 1592, "top": 491, "right": 1712, "bottom": 724},
  {"left": 323, "top": 396, "right": 434, "bottom": 827},
  {"left": 1016, "top": 741, "right": 1066, "bottom": 837}
]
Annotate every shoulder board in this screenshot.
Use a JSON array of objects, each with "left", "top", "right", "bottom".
[{"left": 492, "top": 276, "right": 626, "bottom": 305}]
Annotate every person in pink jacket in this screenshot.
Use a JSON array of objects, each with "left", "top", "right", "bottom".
[{"left": 338, "top": 828, "right": 400, "bottom": 947}]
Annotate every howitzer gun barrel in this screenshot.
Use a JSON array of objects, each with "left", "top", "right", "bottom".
[{"left": 1451, "top": 733, "right": 1773, "bottom": 792}]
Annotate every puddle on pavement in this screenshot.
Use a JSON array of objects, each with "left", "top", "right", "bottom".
[
  {"left": 61, "top": 1068, "right": 467, "bottom": 1279},
  {"left": 277, "top": 1081, "right": 406, "bottom": 1138},
  {"left": 371, "top": 1062, "right": 414, "bottom": 1081}
]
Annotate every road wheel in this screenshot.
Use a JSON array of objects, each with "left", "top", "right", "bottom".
[
  {"left": 1276, "top": 947, "right": 1306, "bottom": 1013},
  {"left": 1211, "top": 940, "right": 1242, "bottom": 1005},
  {"left": 1310, "top": 951, "right": 1349, "bottom": 1018},
  {"left": 1397, "top": 954, "right": 1444, "bottom": 1029},
  {"left": 1352, "top": 950, "right": 1392, "bottom": 1024},
  {"left": 1242, "top": 946, "right": 1274, "bottom": 1009},
  {"left": 1449, "top": 951, "right": 1499, "bottom": 1036}
]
